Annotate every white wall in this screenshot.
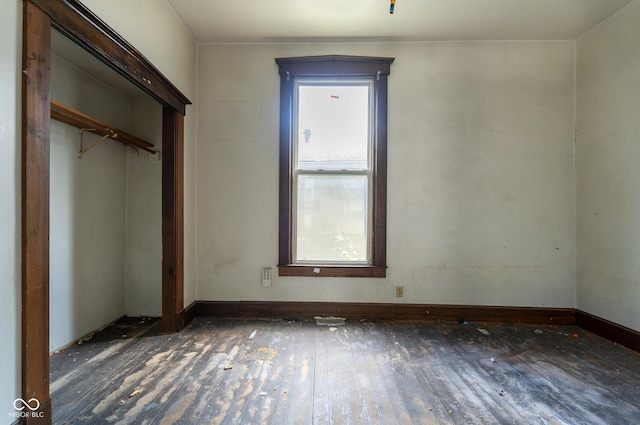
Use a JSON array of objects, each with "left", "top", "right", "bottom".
[
  {"left": 125, "top": 97, "right": 163, "bottom": 317},
  {"left": 49, "top": 53, "right": 129, "bottom": 351},
  {"left": 0, "top": 0, "right": 21, "bottom": 420},
  {"left": 576, "top": 0, "right": 640, "bottom": 331},
  {"left": 196, "top": 41, "right": 576, "bottom": 307},
  {"left": 82, "top": 0, "right": 199, "bottom": 309}
]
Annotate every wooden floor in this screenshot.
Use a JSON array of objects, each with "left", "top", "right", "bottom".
[{"left": 50, "top": 317, "right": 640, "bottom": 424}]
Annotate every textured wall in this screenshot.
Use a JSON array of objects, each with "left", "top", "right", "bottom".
[
  {"left": 0, "top": 0, "right": 21, "bottom": 420},
  {"left": 49, "top": 53, "right": 129, "bottom": 351},
  {"left": 196, "top": 41, "right": 576, "bottom": 307},
  {"left": 82, "top": 0, "right": 198, "bottom": 309},
  {"left": 577, "top": 0, "right": 640, "bottom": 331}
]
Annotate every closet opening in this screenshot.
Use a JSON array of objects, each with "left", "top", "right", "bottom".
[{"left": 22, "top": 1, "right": 191, "bottom": 422}]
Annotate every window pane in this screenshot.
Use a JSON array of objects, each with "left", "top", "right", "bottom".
[
  {"left": 297, "top": 84, "right": 370, "bottom": 171},
  {"left": 296, "top": 175, "right": 368, "bottom": 263}
]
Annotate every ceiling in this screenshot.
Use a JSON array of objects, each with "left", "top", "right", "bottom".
[
  {"left": 50, "top": 0, "right": 634, "bottom": 98},
  {"left": 167, "top": 0, "right": 634, "bottom": 44}
]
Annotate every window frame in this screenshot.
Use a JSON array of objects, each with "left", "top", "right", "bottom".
[{"left": 275, "top": 55, "right": 394, "bottom": 278}]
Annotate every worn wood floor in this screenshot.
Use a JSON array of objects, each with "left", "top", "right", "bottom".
[{"left": 50, "top": 317, "right": 640, "bottom": 424}]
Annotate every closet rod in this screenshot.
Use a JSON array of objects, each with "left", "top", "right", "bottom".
[{"left": 50, "top": 100, "right": 156, "bottom": 154}]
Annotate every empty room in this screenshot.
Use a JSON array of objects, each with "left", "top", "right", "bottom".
[{"left": 2, "top": 0, "right": 640, "bottom": 424}]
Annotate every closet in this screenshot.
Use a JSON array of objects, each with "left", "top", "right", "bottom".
[
  {"left": 49, "top": 29, "right": 162, "bottom": 351},
  {"left": 21, "top": 1, "right": 190, "bottom": 422}
]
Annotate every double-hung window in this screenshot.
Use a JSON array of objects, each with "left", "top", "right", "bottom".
[{"left": 275, "top": 55, "right": 394, "bottom": 277}]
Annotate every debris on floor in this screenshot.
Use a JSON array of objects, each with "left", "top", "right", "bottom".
[
  {"left": 329, "top": 327, "right": 338, "bottom": 332},
  {"left": 77, "top": 334, "right": 94, "bottom": 345},
  {"left": 534, "top": 329, "right": 543, "bottom": 334},
  {"left": 458, "top": 319, "right": 476, "bottom": 326},
  {"left": 478, "top": 328, "right": 490, "bottom": 335},
  {"left": 315, "top": 316, "right": 346, "bottom": 326},
  {"left": 129, "top": 389, "right": 141, "bottom": 398},
  {"left": 223, "top": 365, "right": 233, "bottom": 370}
]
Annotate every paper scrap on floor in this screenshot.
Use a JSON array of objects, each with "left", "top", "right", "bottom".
[{"left": 314, "top": 316, "right": 346, "bottom": 326}]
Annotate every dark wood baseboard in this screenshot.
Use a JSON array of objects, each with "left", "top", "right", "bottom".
[
  {"left": 181, "top": 301, "right": 199, "bottom": 328},
  {"left": 576, "top": 310, "right": 640, "bottom": 353},
  {"left": 191, "top": 301, "right": 576, "bottom": 325},
  {"left": 135, "top": 302, "right": 640, "bottom": 355}
]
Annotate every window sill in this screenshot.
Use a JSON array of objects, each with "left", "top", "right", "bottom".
[{"left": 278, "top": 264, "right": 386, "bottom": 278}]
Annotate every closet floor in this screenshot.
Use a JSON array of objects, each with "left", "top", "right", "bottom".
[{"left": 50, "top": 316, "right": 640, "bottom": 424}]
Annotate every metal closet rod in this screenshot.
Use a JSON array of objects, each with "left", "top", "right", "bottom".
[{"left": 50, "top": 99, "right": 156, "bottom": 154}]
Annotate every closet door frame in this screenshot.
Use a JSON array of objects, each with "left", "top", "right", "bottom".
[{"left": 22, "top": 1, "right": 191, "bottom": 422}]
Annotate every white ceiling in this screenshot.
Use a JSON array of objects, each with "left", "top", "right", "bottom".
[
  {"left": 167, "top": 0, "right": 634, "bottom": 43},
  {"left": 51, "top": 0, "right": 634, "bottom": 98}
]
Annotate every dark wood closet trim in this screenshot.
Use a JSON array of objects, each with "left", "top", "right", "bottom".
[
  {"left": 162, "top": 108, "right": 185, "bottom": 332},
  {"left": 22, "top": 0, "right": 190, "bottom": 422},
  {"left": 22, "top": 3, "right": 52, "bottom": 423},
  {"left": 50, "top": 100, "right": 156, "bottom": 154},
  {"left": 30, "top": 0, "right": 190, "bottom": 115}
]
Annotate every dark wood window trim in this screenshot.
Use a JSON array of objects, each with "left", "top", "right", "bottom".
[{"left": 275, "top": 55, "right": 394, "bottom": 278}]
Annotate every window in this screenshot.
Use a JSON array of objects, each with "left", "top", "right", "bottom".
[{"left": 275, "top": 55, "right": 394, "bottom": 277}]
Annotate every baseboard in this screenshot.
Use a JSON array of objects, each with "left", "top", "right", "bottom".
[
  {"left": 53, "top": 304, "right": 638, "bottom": 354},
  {"left": 180, "top": 302, "right": 640, "bottom": 354},
  {"left": 49, "top": 315, "right": 126, "bottom": 355},
  {"left": 576, "top": 310, "right": 640, "bottom": 353},
  {"left": 191, "top": 301, "right": 576, "bottom": 325},
  {"left": 181, "top": 301, "right": 199, "bottom": 328}
]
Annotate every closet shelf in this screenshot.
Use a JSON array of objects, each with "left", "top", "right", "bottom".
[{"left": 50, "top": 100, "right": 156, "bottom": 154}]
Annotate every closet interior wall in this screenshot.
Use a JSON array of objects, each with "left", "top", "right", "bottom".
[{"left": 49, "top": 44, "right": 161, "bottom": 352}]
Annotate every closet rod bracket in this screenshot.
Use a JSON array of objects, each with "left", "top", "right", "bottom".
[{"left": 78, "top": 128, "right": 117, "bottom": 159}]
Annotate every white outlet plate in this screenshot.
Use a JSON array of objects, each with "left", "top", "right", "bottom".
[{"left": 262, "top": 268, "right": 272, "bottom": 287}]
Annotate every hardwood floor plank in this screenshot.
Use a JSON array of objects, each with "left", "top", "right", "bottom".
[
  {"left": 267, "top": 321, "right": 315, "bottom": 425},
  {"left": 373, "top": 323, "right": 444, "bottom": 424},
  {"left": 348, "top": 325, "right": 401, "bottom": 425},
  {"left": 359, "top": 323, "right": 415, "bottom": 424},
  {"left": 312, "top": 324, "right": 333, "bottom": 425},
  {"left": 50, "top": 318, "right": 640, "bottom": 425}
]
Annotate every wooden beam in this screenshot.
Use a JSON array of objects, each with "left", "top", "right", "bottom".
[
  {"left": 50, "top": 100, "right": 156, "bottom": 154},
  {"left": 22, "top": 1, "right": 52, "bottom": 423},
  {"left": 162, "top": 108, "right": 185, "bottom": 332}
]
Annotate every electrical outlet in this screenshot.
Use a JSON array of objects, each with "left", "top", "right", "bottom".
[
  {"left": 396, "top": 285, "right": 404, "bottom": 297},
  {"left": 262, "top": 268, "right": 272, "bottom": 287}
]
